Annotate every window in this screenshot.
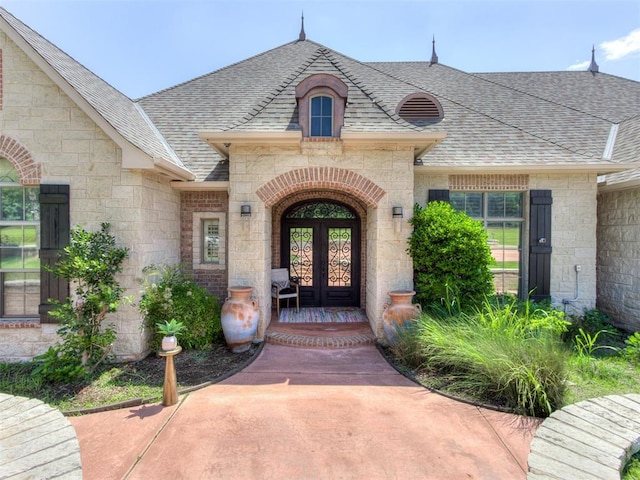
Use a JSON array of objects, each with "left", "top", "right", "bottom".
[
  {"left": 450, "top": 192, "right": 523, "bottom": 295},
  {"left": 202, "top": 218, "right": 220, "bottom": 263},
  {"left": 295, "top": 74, "right": 348, "bottom": 138},
  {"left": 192, "top": 212, "right": 225, "bottom": 270},
  {"left": 310, "top": 96, "right": 333, "bottom": 137},
  {"left": 0, "top": 158, "right": 39, "bottom": 317}
]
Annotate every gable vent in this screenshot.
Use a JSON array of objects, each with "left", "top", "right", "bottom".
[{"left": 397, "top": 93, "right": 443, "bottom": 123}]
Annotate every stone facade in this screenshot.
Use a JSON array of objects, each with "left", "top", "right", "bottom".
[
  {"left": 597, "top": 188, "right": 640, "bottom": 332},
  {"left": 0, "top": 32, "right": 181, "bottom": 361}
]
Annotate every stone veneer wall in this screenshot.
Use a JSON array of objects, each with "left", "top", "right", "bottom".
[
  {"left": 597, "top": 188, "right": 640, "bottom": 332},
  {"left": 0, "top": 32, "right": 181, "bottom": 361},
  {"left": 180, "top": 191, "right": 229, "bottom": 301},
  {"left": 414, "top": 172, "right": 598, "bottom": 315}
]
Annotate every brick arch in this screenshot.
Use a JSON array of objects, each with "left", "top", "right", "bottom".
[
  {"left": 256, "top": 167, "right": 385, "bottom": 208},
  {"left": 0, "top": 136, "right": 41, "bottom": 185},
  {"left": 271, "top": 190, "right": 368, "bottom": 308}
]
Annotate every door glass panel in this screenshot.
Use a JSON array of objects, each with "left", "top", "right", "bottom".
[
  {"left": 290, "top": 227, "right": 313, "bottom": 286},
  {"left": 327, "top": 227, "right": 351, "bottom": 287}
]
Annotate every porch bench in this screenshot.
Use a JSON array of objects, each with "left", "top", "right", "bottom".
[{"left": 527, "top": 393, "right": 640, "bottom": 480}]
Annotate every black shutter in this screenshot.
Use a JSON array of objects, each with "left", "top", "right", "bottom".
[
  {"left": 39, "top": 185, "right": 70, "bottom": 323},
  {"left": 428, "top": 189, "right": 450, "bottom": 203},
  {"left": 528, "top": 190, "right": 552, "bottom": 302}
]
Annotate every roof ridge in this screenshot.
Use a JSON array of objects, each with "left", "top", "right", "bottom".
[
  {"left": 139, "top": 39, "right": 318, "bottom": 100},
  {"left": 364, "top": 62, "right": 600, "bottom": 159},
  {"left": 224, "top": 48, "right": 325, "bottom": 131}
]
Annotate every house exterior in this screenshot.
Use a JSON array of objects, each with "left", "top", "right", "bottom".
[{"left": 0, "top": 9, "right": 638, "bottom": 362}]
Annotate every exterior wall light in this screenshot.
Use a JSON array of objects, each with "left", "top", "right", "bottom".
[
  {"left": 392, "top": 206, "right": 403, "bottom": 218},
  {"left": 241, "top": 205, "right": 252, "bottom": 217}
]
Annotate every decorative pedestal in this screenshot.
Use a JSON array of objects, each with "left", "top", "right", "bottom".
[
  {"left": 382, "top": 290, "right": 422, "bottom": 344},
  {"left": 221, "top": 286, "right": 259, "bottom": 353},
  {"left": 158, "top": 346, "right": 182, "bottom": 407}
]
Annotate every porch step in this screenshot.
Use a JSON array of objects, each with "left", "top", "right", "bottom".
[{"left": 264, "top": 321, "right": 377, "bottom": 348}]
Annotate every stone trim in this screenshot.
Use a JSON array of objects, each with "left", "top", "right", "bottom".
[
  {"left": 0, "top": 135, "right": 41, "bottom": 185},
  {"left": 257, "top": 167, "right": 386, "bottom": 208},
  {"left": 449, "top": 174, "right": 529, "bottom": 191}
]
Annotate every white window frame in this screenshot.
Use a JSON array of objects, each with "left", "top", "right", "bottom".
[{"left": 192, "top": 212, "right": 226, "bottom": 270}]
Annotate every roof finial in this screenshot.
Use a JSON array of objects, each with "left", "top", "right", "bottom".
[
  {"left": 430, "top": 36, "right": 439, "bottom": 65},
  {"left": 298, "top": 12, "right": 306, "bottom": 41},
  {"left": 588, "top": 44, "right": 599, "bottom": 73}
]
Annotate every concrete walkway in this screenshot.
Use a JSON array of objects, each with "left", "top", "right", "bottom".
[{"left": 70, "top": 343, "right": 539, "bottom": 479}]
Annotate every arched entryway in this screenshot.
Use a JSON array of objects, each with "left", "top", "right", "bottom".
[{"left": 281, "top": 201, "right": 360, "bottom": 307}]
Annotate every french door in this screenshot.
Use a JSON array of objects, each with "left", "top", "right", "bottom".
[{"left": 281, "top": 202, "right": 360, "bottom": 307}]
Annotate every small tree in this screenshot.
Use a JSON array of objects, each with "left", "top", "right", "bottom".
[
  {"left": 408, "top": 202, "right": 494, "bottom": 310},
  {"left": 33, "top": 223, "right": 129, "bottom": 382}
]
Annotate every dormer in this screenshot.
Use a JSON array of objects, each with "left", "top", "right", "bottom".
[{"left": 295, "top": 74, "right": 348, "bottom": 138}]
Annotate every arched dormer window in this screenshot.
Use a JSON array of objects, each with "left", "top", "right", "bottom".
[
  {"left": 310, "top": 95, "right": 333, "bottom": 137},
  {"left": 296, "top": 74, "right": 348, "bottom": 138}
]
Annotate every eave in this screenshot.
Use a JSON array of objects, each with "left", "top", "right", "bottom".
[
  {"left": 415, "top": 163, "right": 632, "bottom": 175},
  {"left": 198, "top": 130, "right": 447, "bottom": 160}
]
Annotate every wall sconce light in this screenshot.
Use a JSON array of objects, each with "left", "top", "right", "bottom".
[
  {"left": 392, "top": 206, "right": 403, "bottom": 233},
  {"left": 241, "top": 204, "right": 252, "bottom": 217}
]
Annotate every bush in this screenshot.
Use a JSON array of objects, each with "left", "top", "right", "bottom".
[
  {"left": 33, "top": 223, "right": 129, "bottom": 383},
  {"left": 392, "top": 298, "right": 569, "bottom": 417},
  {"left": 408, "top": 202, "right": 494, "bottom": 311},
  {"left": 139, "top": 264, "right": 222, "bottom": 352},
  {"left": 565, "top": 309, "right": 622, "bottom": 352}
]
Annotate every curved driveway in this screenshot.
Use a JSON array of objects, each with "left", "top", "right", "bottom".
[{"left": 70, "top": 344, "right": 539, "bottom": 479}]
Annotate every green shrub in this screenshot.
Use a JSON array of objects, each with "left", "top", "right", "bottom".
[
  {"left": 621, "top": 332, "right": 640, "bottom": 364},
  {"left": 139, "top": 264, "right": 222, "bottom": 352},
  {"left": 408, "top": 202, "right": 494, "bottom": 311},
  {"left": 33, "top": 223, "right": 129, "bottom": 383},
  {"left": 565, "top": 309, "right": 623, "bottom": 353},
  {"left": 392, "top": 298, "right": 569, "bottom": 417}
]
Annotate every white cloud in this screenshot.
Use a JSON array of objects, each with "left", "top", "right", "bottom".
[
  {"left": 567, "top": 60, "right": 590, "bottom": 71},
  {"left": 600, "top": 28, "right": 640, "bottom": 61}
]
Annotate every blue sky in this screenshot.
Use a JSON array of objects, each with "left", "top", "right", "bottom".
[{"left": 2, "top": 0, "right": 639, "bottom": 98}]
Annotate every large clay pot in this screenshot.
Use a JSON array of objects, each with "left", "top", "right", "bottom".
[
  {"left": 221, "top": 286, "right": 259, "bottom": 353},
  {"left": 382, "top": 290, "right": 422, "bottom": 344}
]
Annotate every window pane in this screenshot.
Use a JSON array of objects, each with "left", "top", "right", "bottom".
[
  {"left": 202, "top": 219, "right": 220, "bottom": 263},
  {"left": 487, "top": 192, "right": 522, "bottom": 218},
  {"left": 321, "top": 96, "right": 332, "bottom": 113},
  {"left": 1, "top": 188, "right": 24, "bottom": 221},
  {"left": 290, "top": 227, "right": 313, "bottom": 286},
  {"left": 311, "top": 117, "right": 321, "bottom": 136},
  {"left": 25, "top": 188, "right": 40, "bottom": 222},
  {"left": 487, "top": 221, "right": 521, "bottom": 294},
  {"left": 451, "top": 192, "right": 482, "bottom": 218},
  {"left": 3, "top": 273, "right": 39, "bottom": 316},
  {"left": 0, "top": 158, "right": 19, "bottom": 183},
  {"left": 321, "top": 117, "right": 332, "bottom": 136},
  {"left": 504, "top": 192, "right": 522, "bottom": 217}
]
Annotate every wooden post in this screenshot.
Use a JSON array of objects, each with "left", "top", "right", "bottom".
[{"left": 158, "top": 346, "right": 182, "bottom": 406}]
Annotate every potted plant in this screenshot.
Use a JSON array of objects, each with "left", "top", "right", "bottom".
[{"left": 156, "top": 319, "right": 186, "bottom": 351}]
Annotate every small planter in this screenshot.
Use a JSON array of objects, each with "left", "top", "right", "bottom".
[
  {"left": 382, "top": 290, "right": 422, "bottom": 344},
  {"left": 221, "top": 286, "right": 259, "bottom": 353},
  {"left": 161, "top": 335, "right": 178, "bottom": 351}
]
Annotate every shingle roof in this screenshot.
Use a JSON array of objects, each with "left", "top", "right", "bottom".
[
  {"left": 0, "top": 8, "right": 185, "bottom": 170},
  {"left": 4, "top": 5, "right": 638, "bottom": 184}
]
